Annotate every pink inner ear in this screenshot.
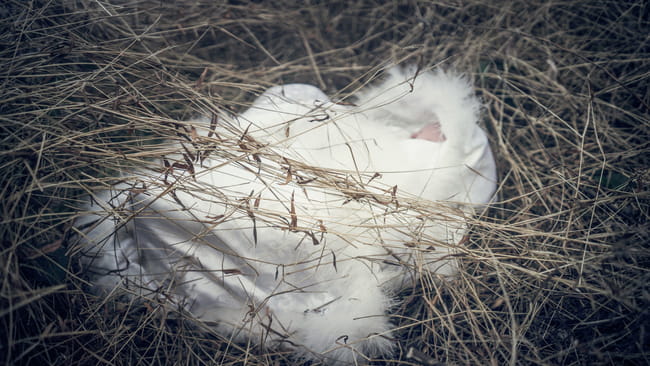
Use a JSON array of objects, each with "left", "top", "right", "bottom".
[{"left": 411, "top": 123, "right": 446, "bottom": 142}]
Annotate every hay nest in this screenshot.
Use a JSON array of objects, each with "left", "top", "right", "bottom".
[{"left": 1, "top": 0, "right": 648, "bottom": 365}]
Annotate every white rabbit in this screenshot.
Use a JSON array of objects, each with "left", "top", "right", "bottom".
[{"left": 75, "top": 65, "right": 497, "bottom": 365}]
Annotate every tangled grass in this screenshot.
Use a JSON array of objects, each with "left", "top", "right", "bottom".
[{"left": 1, "top": 0, "right": 648, "bottom": 365}]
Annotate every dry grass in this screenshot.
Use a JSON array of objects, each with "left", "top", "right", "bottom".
[{"left": 1, "top": 0, "right": 648, "bottom": 365}]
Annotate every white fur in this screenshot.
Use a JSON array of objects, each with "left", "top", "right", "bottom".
[{"left": 76, "top": 66, "right": 497, "bottom": 364}]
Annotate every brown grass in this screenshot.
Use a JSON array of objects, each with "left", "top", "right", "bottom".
[{"left": 1, "top": 0, "right": 648, "bottom": 365}]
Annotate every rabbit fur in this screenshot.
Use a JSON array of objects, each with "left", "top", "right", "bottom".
[{"left": 75, "top": 65, "right": 497, "bottom": 365}]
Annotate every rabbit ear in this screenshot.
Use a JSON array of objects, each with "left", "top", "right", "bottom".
[
  {"left": 411, "top": 122, "right": 446, "bottom": 142},
  {"left": 354, "top": 66, "right": 480, "bottom": 138},
  {"left": 237, "top": 83, "right": 331, "bottom": 137},
  {"left": 353, "top": 65, "right": 496, "bottom": 205}
]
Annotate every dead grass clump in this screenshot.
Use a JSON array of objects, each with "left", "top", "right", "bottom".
[{"left": 1, "top": 0, "right": 648, "bottom": 365}]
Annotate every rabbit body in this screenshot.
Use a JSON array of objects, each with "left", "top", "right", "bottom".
[{"left": 76, "top": 67, "right": 497, "bottom": 364}]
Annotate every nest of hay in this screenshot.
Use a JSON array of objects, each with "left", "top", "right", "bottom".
[{"left": 1, "top": 0, "right": 648, "bottom": 365}]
